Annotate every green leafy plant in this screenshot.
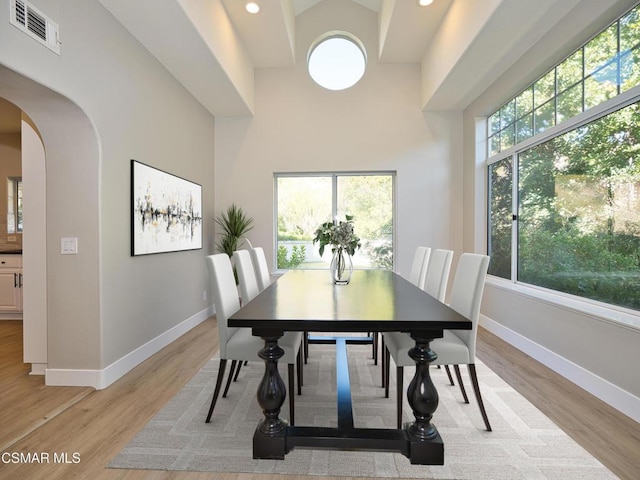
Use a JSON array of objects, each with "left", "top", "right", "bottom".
[
  {"left": 277, "top": 245, "right": 306, "bottom": 269},
  {"left": 215, "top": 204, "right": 253, "bottom": 257},
  {"left": 312, "top": 215, "right": 361, "bottom": 257}
]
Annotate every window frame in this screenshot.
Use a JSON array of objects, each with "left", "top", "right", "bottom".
[
  {"left": 486, "top": 85, "right": 640, "bottom": 328},
  {"left": 7, "top": 176, "right": 22, "bottom": 234},
  {"left": 307, "top": 31, "right": 367, "bottom": 91},
  {"left": 274, "top": 171, "right": 396, "bottom": 272},
  {"left": 488, "top": 3, "right": 640, "bottom": 156}
]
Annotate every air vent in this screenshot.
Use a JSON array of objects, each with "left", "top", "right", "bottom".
[{"left": 9, "top": 0, "right": 60, "bottom": 54}]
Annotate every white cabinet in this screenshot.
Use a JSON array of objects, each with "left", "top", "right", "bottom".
[{"left": 0, "top": 255, "right": 22, "bottom": 314}]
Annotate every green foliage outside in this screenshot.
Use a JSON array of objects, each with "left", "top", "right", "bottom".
[
  {"left": 489, "top": 5, "right": 640, "bottom": 156},
  {"left": 277, "top": 175, "right": 394, "bottom": 269},
  {"left": 277, "top": 245, "right": 306, "bottom": 269},
  {"left": 369, "top": 241, "right": 393, "bottom": 270},
  {"left": 490, "top": 100, "right": 640, "bottom": 310},
  {"left": 488, "top": 159, "right": 513, "bottom": 279}
]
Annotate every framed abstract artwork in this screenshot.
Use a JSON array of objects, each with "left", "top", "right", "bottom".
[{"left": 131, "top": 160, "right": 203, "bottom": 256}]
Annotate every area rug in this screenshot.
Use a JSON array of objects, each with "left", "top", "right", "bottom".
[{"left": 109, "top": 342, "right": 615, "bottom": 479}]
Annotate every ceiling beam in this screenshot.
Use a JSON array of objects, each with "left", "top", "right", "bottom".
[
  {"left": 100, "top": 0, "right": 254, "bottom": 116},
  {"left": 420, "top": 0, "right": 583, "bottom": 111}
]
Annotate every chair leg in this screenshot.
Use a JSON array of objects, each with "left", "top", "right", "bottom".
[
  {"left": 453, "top": 364, "right": 469, "bottom": 404},
  {"left": 288, "top": 363, "right": 295, "bottom": 426},
  {"left": 297, "top": 349, "right": 303, "bottom": 395},
  {"left": 205, "top": 359, "right": 228, "bottom": 423},
  {"left": 223, "top": 360, "right": 238, "bottom": 398},
  {"left": 396, "top": 366, "right": 404, "bottom": 429},
  {"left": 469, "top": 363, "right": 492, "bottom": 431},
  {"left": 384, "top": 347, "right": 391, "bottom": 398},
  {"left": 303, "top": 331, "right": 309, "bottom": 364},
  {"left": 233, "top": 360, "right": 242, "bottom": 381},
  {"left": 372, "top": 332, "right": 378, "bottom": 365},
  {"left": 444, "top": 365, "right": 455, "bottom": 386},
  {"left": 381, "top": 335, "right": 385, "bottom": 388}
]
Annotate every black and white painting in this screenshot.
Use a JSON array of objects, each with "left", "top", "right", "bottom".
[{"left": 131, "top": 160, "right": 202, "bottom": 256}]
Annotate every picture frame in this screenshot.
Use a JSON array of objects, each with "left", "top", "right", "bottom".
[{"left": 131, "top": 160, "right": 202, "bottom": 256}]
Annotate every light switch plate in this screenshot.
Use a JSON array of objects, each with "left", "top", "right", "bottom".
[{"left": 61, "top": 237, "right": 78, "bottom": 255}]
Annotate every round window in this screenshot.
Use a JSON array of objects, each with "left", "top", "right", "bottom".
[{"left": 307, "top": 33, "right": 367, "bottom": 91}]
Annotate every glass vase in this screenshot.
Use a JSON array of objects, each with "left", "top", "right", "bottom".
[{"left": 330, "top": 248, "right": 353, "bottom": 285}]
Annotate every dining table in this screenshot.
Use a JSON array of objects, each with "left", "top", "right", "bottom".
[{"left": 227, "top": 269, "right": 471, "bottom": 465}]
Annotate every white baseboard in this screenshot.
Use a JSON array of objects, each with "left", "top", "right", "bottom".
[
  {"left": 45, "top": 306, "right": 214, "bottom": 390},
  {"left": 29, "top": 363, "right": 46, "bottom": 375},
  {"left": 480, "top": 314, "right": 640, "bottom": 424}
]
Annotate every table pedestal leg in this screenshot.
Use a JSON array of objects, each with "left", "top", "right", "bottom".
[
  {"left": 405, "top": 334, "right": 444, "bottom": 465},
  {"left": 253, "top": 335, "right": 287, "bottom": 459}
]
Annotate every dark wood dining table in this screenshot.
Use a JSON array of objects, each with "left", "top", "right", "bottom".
[{"left": 228, "top": 269, "right": 471, "bottom": 465}]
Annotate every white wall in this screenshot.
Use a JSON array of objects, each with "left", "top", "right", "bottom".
[
  {"left": 463, "top": 0, "right": 640, "bottom": 421},
  {"left": 214, "top": 0, "right": 464, "bottom": 276},
  {"left": 0, "top": 0, "right": 215, "bottom": 387},
  {"left": 21, "top": 116, "right": 47, "bottom": 372}
]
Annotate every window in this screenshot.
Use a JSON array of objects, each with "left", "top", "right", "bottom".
[
  {"left": 488, "top": 100, "right": 640, "bottom": 311},
  {"left": 275, "top": 173, "right": 395, "bottom": 270},
  {"left": 487, "top": 4, "right": 640, "bottom": 314},
  {"left": 487, "top": 159, "right": 513, "bottom": 279},
  {"left": 307, "top": 32, "right": 367, "bottom": 91},
  {"left": 7, "top": 177, "right": 22, "bottom": 234},
  {"left": 488, "top": 3, "right": 640, "bottom": 156}
]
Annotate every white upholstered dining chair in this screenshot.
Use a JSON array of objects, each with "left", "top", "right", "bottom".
[
  {"left": 381, "top": 247, "right": 452, "bottom": 388},
  {"left": 421, "top": 248, "right": 456, "bottom": 386},
  {"left": 205, "top": 253, "right": 303, "bottom": 425},
  {"left": 379, "top": 245, "right": 432, "bottom": 379},
  {"left": 235, "top": 248, "right": 303, "bottom": 390},
  {"left": 408, "top": 246, "right": 431, "bottom": 290},
  {"left": 250, "top": 246, "right": 272, "bottom": 292},
  {"left": 383, "top": 253, "right": 492, "bottom": 431},
  {"left": 234, "top": 249, "right": 260, "bottom": 304},
  {"left": 423, "top": 249, "right": 453, "bottom": 302}
]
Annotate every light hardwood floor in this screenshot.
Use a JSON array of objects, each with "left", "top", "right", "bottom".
[{"left": 0, "top": 318, "right": 638, "bottom": 480}]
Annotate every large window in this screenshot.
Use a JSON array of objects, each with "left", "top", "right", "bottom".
[
  {"left": 488, "top": 4, "right": 640, "bottom": 156},
  {"left": 487, "top": 4, "right": 640, "bottom": 313},
  {"left": 275, "top": 173, "right": 394, "bottom": 270},
  {"left": 488, "top": 100, "right": 640, "bottom": 311}
]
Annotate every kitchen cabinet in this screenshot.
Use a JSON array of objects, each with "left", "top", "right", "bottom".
[{"left": 0, "top": 255, "right": 22, "bottom": 314}]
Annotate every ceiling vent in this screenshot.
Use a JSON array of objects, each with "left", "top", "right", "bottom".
[{"left": 9, "top": 0, "right": 60, "bottom": 54}]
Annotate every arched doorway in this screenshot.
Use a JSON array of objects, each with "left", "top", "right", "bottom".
[{"left": 0, "top": 64, "right": 100, "bottom": 378}]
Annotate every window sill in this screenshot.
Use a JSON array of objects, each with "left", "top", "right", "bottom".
[{"left": 485, "top": 276, "right": 640, "bottom": 332}]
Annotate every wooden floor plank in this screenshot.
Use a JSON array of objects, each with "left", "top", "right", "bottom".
[
  {"left": 476, "top": 328, "right": 640, "bottom": 479},
  {"left": 0, "top": 318, "right": 638, "bottom": 479},
  {"left": 0, "top": 320, "right": 94, "bottom": 451}
]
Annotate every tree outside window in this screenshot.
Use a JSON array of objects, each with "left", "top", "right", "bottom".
[
  {"left": 276, "top": 173, "right": 394, "bottom": 270},
  {"left": 489, "top": 101, "right": 640, "bottom": 311}
]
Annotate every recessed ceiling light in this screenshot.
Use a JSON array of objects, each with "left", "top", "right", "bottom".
[
  {"left": 245, "top": 2, "right": 260, "bottom": 14},
  {"left": 419, "top": 0, "right": 434, "bottom": 6}
]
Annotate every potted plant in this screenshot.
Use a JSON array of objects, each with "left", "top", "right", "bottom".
[{"left": 215, "top": 204, "right": 253, "bottom": 282}]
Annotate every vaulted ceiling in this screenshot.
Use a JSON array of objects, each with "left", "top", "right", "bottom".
[
  {"left": 96, "top": 0, "right": 619, "bottom": 118},
  {"left": 218, "top": 0, "right": 455, "bottom": 67},
  {"left": 0, "top": 0, "right": 612, "bottom": 122}
]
